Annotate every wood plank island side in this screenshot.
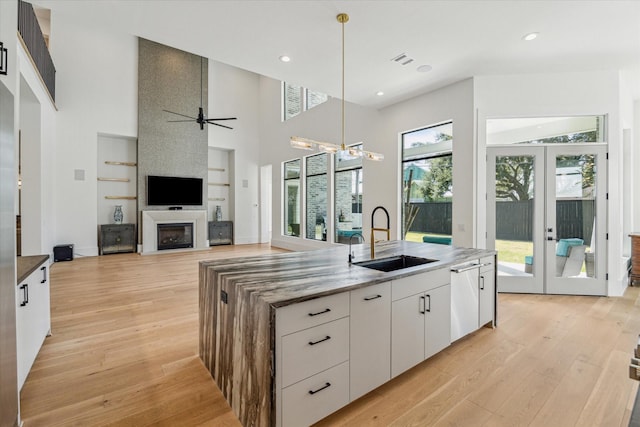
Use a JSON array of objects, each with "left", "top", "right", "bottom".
[{"left": 199, "top": 262, "right": 273, "bottom": 426}]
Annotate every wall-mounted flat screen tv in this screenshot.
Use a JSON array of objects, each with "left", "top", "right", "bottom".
[{"left": 147, "top": 175, "right": 203, "bottom": 206}]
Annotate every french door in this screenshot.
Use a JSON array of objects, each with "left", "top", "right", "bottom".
[{"left": 487, "top": 144, "right": 607, "bottom": 295}]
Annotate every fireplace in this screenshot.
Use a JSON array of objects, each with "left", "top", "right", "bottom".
[{"left": 157, "top": 223, "right": 194, "bottom": 250}]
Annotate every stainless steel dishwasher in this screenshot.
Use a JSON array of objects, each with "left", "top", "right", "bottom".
[{"left": 450, "top": 261, "right": 481, "bottom": 342}]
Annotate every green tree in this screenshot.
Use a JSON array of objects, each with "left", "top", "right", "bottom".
[
  {"left": 496, "top": 156, "right": 534, "bottom": 201},
  {"left": 420, "top": 156, "right": 453, "bottom": 201}
]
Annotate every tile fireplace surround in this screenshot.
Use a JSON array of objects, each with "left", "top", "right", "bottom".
[{"left": 141, "top": 210, "right": 208, "bottom": 254}]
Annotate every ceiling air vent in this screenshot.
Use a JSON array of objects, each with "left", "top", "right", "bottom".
[{"left": 391, "top": 53, "right": 414, "bottom": 66}]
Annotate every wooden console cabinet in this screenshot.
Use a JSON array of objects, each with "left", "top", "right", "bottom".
[
  {"left": 99, "top": 224, "right": 136, "bottom": 255},
  {"left": 631, "top": 233, "right": 640, "bottom": 285},
  {"left": 208, "top": 221, "right": 233, "bottom": 246}
]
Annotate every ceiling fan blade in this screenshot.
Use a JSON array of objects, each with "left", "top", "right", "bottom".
[
  {"left": 167, "top": 119, "right": 196, "bottom": 122},
  {"left": 205, "top": 117, "right": 237, "bottom": 121},
  {"left": 163, "top": 109, "right": 197, "bottom": 120},
  {"left": 208, "top": 122, "right": 234, "bottom": 130}
]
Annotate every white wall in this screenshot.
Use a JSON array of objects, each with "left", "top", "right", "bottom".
[
  {"left": 16, "top": 45, "right": 56, "bottom": 257},
  {"left": 208, "top": 60, "right": 262, "bottom": 244},
  {"left": 49, "top": 15, "right": 138, "bottom": 256},
  {"left": 379, "top": 79, "right": 475, "bottom": 247},
  {"left": 259, "top": 77, "right": 475, "bottom": 251},
  {"left": 475, "top": 70, "right": 628, "bottom": 296},
  {"left": 259, "top": 76, "right": 382, "bottom": 251}
]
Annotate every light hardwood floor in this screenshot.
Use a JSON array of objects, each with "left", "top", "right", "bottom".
[{"left": 20, "top": 245, "right": 640, "bottom": 426}]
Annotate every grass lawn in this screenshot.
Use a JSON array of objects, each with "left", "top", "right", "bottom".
[{"left": 406, "top": 232, "right": 532, "bottom": 266}]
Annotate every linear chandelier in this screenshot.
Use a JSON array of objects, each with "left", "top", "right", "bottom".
[{"left": 290, "top": 13, "right": 384, "bottom": 162}]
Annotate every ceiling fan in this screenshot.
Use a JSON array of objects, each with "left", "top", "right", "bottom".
[{"left": 163, "top": 57, "right": 237, "bottom": 130}]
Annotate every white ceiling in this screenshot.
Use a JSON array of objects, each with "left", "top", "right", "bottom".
[{"left": 35, "top": 0, "right": 640, "bottom": 108}]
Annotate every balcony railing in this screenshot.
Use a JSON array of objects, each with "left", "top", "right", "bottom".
[{"left": 17, "top": 0, "right": 56, "bottom": 102}]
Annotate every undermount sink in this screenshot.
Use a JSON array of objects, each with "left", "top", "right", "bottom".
[{"left": 353, "top": 255, "right": 437, "bottom": 272}]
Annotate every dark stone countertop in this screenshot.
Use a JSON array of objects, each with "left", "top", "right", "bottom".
[
  {"left": 17, "top": 255, "right": 50, "bottom": 284},
  {"left": 199, "top": 240, "right": 495, "bottom": 308}
]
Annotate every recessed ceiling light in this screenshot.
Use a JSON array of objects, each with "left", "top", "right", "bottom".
[
  {"left": 376, "top": 91, "right": 384, "bottom": 96},
  {"left": 279, "top": 55, "right": 291, "bottom": 62},
  {"left": 417, "top": 64, "right": 432, "bottom": 73},
  {"left": 522, "top": 32, "right": 539, "bottom": 41}
]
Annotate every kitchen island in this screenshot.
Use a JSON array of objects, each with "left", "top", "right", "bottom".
[{"left": 199, "top": 240, "right": 496, "bottom": 426}]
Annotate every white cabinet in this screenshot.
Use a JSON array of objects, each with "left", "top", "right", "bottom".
[
  {"left": 391, "top": 268, "right": 450, "bottom": 378},
  {"left": 16, "top": 259, "right": 51, "bottom": 390},
  {"left": 424, "top": 283, "right": 452, "bottom": 359},
  {"left": 479, "top": 256, "right": 495, "bottom": 328},
  {"left": 350, "top": 282, "right": 391, "bottom": 400},
  {"left": 276, "top": 292, "right": 350, "bottom": 427}
]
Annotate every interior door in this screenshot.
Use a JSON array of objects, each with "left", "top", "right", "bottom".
[{"left": 488, "top": 145, "right": 607, "bottom": 296}]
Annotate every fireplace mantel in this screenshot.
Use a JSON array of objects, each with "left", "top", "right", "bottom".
[{"left": 141, "top": 210, "right": 208, "bottom": 254}]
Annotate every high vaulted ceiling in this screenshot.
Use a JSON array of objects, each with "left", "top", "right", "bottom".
[{"left": 35, "top": 0, "right": 640, "bottom": 108}]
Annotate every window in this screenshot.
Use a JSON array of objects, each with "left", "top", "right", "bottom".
[
  {"left": 335, "top": 144, "right": 363, "bottom": 244},
  {"left": 283, "top": 159, "right": 301, "bottom": 237},
  {"left": 305, "top": 153, "right": 328, "bottom": 241},
  {"left": 283, "top": 83, "right": 303, "bottom": 121},
  {"left": 486, "top": 116, "right": 605, "bottom": 145},
  {"left": 282, "top": 82, "right": 328, "bottom": 121},
  {"left": 401, "top": 122, "right": 453, "bottom": 242}
]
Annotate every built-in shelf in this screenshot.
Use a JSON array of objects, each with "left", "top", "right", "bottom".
[
  {"left": 105, "top": 161, "right": 137, "bottom": 167},
  {"left": 104, "top": 196, "right": 137, "bottom": 200},
  {"left": 208, "top": 197, "right": 226, "bottom": 201},
  {"left": 208, "top": 182, "right": 230, "bottom": 187},
  {"left": 208, "top": 167, "right": 226, "bottom": 172},
  {"left": 98, "top": 177, "right": 130, "bottom": 182}
]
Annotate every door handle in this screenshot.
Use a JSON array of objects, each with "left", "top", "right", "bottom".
[
  {"left": 40, "top": 266, "right": 47, "bottom": 283},
  {"left": 419, "top": 295, "right": 426, "bottom": 314},
  {"left": 480, "top": 276, "right": 485, "bottom": 290},
  {"left": 425, "top": 294, "right": 431, "bottom": 312}
]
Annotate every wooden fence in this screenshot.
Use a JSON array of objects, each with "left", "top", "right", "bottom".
[{"left": 408, "top": 199, "right": 595, "bottom": 245}]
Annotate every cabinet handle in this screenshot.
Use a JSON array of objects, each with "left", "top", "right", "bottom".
[
  {"left": 364, "top": 294, "right": 382, "bottom": 301},
  {"left": 425, "top": 294, "right": 431, "bottom": 312},
  {"left": 309, "top": 335, "right": 331, "bottom": 346},
  {"left": 40, "top": 266, "right": 47, "bottom": 283},
  {"left": 450, "top": 263, "right": 480, "bottom": 273},
  {"left": 480, "top": 275, "right": 485, "bottom": 290},
  {"left": 308, "top": 308, "right": 331, "bottom": 317},
  {"left": 419, "top": 295, "right": 426, "bottom": 314},
  {"left": 308, "top": 382, "right": 331, "bottom": 395},
  {"left": 20, "top": 284, "right": 28, "bottom": 307}
]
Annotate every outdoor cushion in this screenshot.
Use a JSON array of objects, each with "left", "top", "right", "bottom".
[
  {"left": 556, "top": 238, "right": 584, "bottom": 256},
  {"left": 422, "top": 236, "right": 452, "bottom": 245}
]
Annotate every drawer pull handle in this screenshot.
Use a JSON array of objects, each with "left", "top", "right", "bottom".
[
  {"left": 40, "top": 266, "right": 47, "bottom": 283},
  {"left": 308, "top": 308, "right": 331, "bottom": 317},
  {"left": 364, "top": 294, "right": 382, "bottom": 301},
  {"left": 20, "top": 284, "right": 28, "bottom": 307},
  {"left": 309, "top": 335, "right": 331, "bottom": 346},
  {"left": 308, "top": 382, "right": 331, "bottom": 395}
]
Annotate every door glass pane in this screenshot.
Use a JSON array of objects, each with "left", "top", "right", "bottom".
[
  {"left": 495, "top": 155, "right": 535, "bottom": 277},
  {"left": 553, "top": 154, "right": 596, "bottom": 278}
]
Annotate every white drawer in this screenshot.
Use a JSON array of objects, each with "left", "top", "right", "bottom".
[
  {"left": 391, "top": 268, "right": 450, "bottom": 301},
  {"left": 277, "top": 292, "right": 349, "bottom": 336},
  {"left": 282, "top": 361, "right": 349, "bottom": 427},
  {"left": 281, "top": 316, "right": 349, "bottom": 387}
]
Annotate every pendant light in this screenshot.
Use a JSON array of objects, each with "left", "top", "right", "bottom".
[{"left": 290, "top": 13, "right": 384, "bottom": 161}]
